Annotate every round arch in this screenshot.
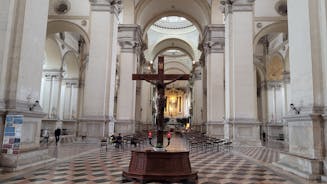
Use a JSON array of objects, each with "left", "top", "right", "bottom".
[
  {"left": 254, "top": 22, "right": 288, "bottom": 48},
  {"left": 142, "top": 12, "right": 202, "bottom": 41},
  {"left": 135, "top": 0, "right": 210, "bottom": 40},
  {"left": 47, "top": 20, "right": 90, "bottom": 49},
  {"left": 152, "top": 38, "right": 195, "bottom": 60},
  {"left": 165, "top": 61, "right": 191, "bottom": 73}
]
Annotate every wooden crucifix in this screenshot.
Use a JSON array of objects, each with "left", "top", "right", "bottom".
[{"left": 132, "top": 56, "right": 189, "bottom": 148}]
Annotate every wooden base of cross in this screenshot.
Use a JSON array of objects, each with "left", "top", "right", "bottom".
[
  {"left": 122, "top": 150, "right": 198, "bottom": 183},
  {"left": 122, "top": 56, "right": 197, "bottom": 183}
]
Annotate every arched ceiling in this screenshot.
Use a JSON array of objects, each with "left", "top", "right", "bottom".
[
  {"left": 63, "top": 51, "right": 79, "bottom": 78},
  {"left": 151, "top": 38, "right": 195, "bottom": 61},
  {"left": 254, "top": 22, "right": 288, "bottom": 47},
  {"left": 44, "top": 37, "right": 62, "bottom": 70},
  {"left": 47, "top": 20, "right": 90, "bottom": 49},
  {"left": 135, "top": 0, "right": 210, "bottom": 38}
]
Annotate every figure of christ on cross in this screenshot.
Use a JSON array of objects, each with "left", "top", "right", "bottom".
[{"left": 132, "top": 56, "right": 189, "bottom": 148}]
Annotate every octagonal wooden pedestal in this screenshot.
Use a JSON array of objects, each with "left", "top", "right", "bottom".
[{"left": 122, "top": 150, "right": 198, "bottom": 183}]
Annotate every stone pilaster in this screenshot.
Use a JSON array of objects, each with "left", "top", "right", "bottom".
[
  {"left": 41, "top": 70, "right": 63, "bottom": 119},
  {"left": 191, "top": 63, "right": 203, "bottom": 131},
  {"left": 80, "top": 0, "right": 121, "bottom": 137},
  {"left": 0, "top": 0, "right": 54, "bottom": 171},
  {"left": 201, "top": 25, "right": 225, "bottom": 138},
  {"left": 116, "top": 24, "right": 143, "bottom": 134},
  {"left": 222, "top": 0, "right": 261, "bottom": 145},
  {"left": 274, "top": 0, "right": 326, "bottom": 180}
]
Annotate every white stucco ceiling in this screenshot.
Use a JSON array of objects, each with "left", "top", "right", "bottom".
[{"left": 135, "top": 0, "right": 210, "bottom": 38}]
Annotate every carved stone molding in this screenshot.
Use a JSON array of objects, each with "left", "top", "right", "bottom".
[
  {"left": 43, "top": 69, "right": 63, "bottom": 80},
  {"left": 89, "top": 0, "right": 122, "bottom": 15},
  {"left": 283, "top": 113, "right": 323, "bottom": 123},
  {"left": 193, "top": 67, "right": 202, "bottom": 80},
  {"left": 3, "top": 99, "right": 44, "bottom": 114},
  {"left": 206, "top": 121, "right": 225, "bottom": 125},
  {"left": 64, "top": 78, "right": 79, "bottom": 87},
  {"left": 266, "top": 81, "right": 283, "bottom": 89},
  {"left": 282, "top": 71, "right": 290, "bottom": 84},
  {"left": 220, "top": 0, "right": 255, "bottom": 13},
  {"left": 201, "top": 24, "right": 225, "bottom": 54},
  {"left": 79, "top": 115, "right": 111, "bottom": 122},
  {"left": 118, "top": 24, "right": 143, "bottom": 53},
  {"left": 226, "top": 118, "right": 260, "bottom": 125}
]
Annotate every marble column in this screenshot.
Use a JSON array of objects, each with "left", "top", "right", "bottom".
[
  {"left": 274, "top": 0, "right": 326, "bottom": 180},
  {"left": 222, "top": 0, "right": 261, "bottom": 145},
  {"left": 0, "top": 0, "right": 53, "bottom": 170},
  {"left": 80, "top": 0, "right": 121, "bottom": 137},
  {"left": 116, "top": 24, "right": 142, "bottom": 134},
  {"left": 201, "top": 25, "right": 225, "bottom": 138}
]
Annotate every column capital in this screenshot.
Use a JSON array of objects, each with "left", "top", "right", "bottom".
[
  {"left": 118, "top": 24, "right": 144, "bottom": 53},
  {"left": 266, "top": 81, "right": 283, "bottom": 89},
  {"left": 201, "top": 24, "right": 225, "bottom": 54},
  {"left": 193, "top": 66, "right": 202, "bottom": 80},
  {"left": 220, "top": 0, "right": 255, "bottom": 14},
  {"left": 43, "top": 69, "right": 64, "bottom": 80},
  {"left": 282, "top": 71, "right": 290, "bottom": 84},
  {"left": 64, "top": 78, "right": 80, "bottom": 87},
  {"left": 89, "top": 0, "right": 122, "bottom": 15}
]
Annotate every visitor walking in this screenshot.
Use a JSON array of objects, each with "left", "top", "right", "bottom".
[{"left": 54, "top": 128, "right": 61, "bottom": 146}]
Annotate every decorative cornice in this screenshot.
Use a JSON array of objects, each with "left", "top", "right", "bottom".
[
  {"left": 201, "top": 24, "right": 225, "bottom": 54},
  {"left": 0, "top": 99, "right": 46, "bottom": 118},
  {"left": 283, "top": 113, "right": 323, "bottom": 122},
  {"left": 118, "top": 24, "right": 143, "bottom": 53},
  {"left": 206, "top": 121, "right": 225, "bottom": 125},
  {"left": 115, "top": 119, "right": 135, "bottom": 124},
  {"left": 89, "top": 0, "right": 122, "bottom": 15},
  {"left": 225, "top": 118, "right": 260, "bottom": 125},
  {"left": 220, "top": 0, "right": 255, "bottom": 14},
  {"left": 17, "top": 100, "right": 43, "bottom": 112},
  {"left": 79, "top": 115, "right": 112, "bottom": 122},
  {"left": 6, "top": 110, "right": 47, "bottom": 118}
]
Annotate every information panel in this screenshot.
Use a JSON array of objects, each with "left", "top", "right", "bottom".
[{"left": 2, "top": 115, "right": 23, "bottom": 154}]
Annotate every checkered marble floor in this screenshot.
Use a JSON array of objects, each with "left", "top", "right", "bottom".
[
  {"left": 234, "top": 147, "right": 280, "bottom": 164},
  {"left": 1, "top": 144, "right": 298, "bottom": 184}
]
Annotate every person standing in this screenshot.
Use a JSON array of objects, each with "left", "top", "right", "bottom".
[
  {"left": 54, "top": 128, "right": 61, "bottom": 146},
  {"left": 167, "top": 131, "right": 171, "bottom": 146},
  {"left": 148, "top": 131, "right": 153, "bottom": 145},
  {"left": 115, "top": 133, "right": 122, "bottom": 148}
]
